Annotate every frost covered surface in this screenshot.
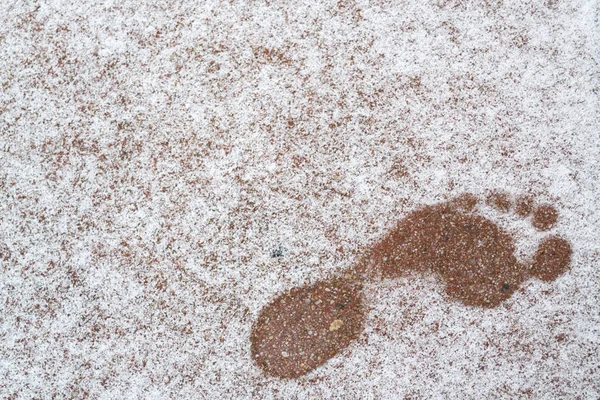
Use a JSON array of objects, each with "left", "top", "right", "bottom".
[{"left": 0, "top": 0, "right": 598, "bottom": 398}]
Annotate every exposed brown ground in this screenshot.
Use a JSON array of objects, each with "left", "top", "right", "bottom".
[
  {"left": 250, "top": 278, "right": 365, "bottom": 379},
  {"left": 251, "top": 193, "right": 572, "bottom": 378}
]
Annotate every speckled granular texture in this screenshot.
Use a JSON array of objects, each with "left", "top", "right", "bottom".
[
  {"left": 251, "top": 278, "right": 364, "bottom": 378},
  {"left": 252, "top": 194, "right": 572, "bottom": 378},
  {"left": 1, "top": 0, "right": 599, "bottom": 398},
  {"left": 514, "top": 196, "right": 534, "bottom": 217},
  {"left": 531, "top": 236, "right": 573, "bottom": 282},
  {"left": 372, "top": 194, "right": 571, "bottom": 308},
  {"left": 486, "top": 191, "right": 512, "bottom": 213},
  {"left": 532, "top": 204, "right": 560, "bottom": 231}
]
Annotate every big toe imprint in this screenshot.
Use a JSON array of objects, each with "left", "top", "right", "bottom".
[
  {"left": 251, "top": 278, "right": 365, "bottom": 379},
  {"left": 532, "top": 236, "right": 572, "bottom": 282}
]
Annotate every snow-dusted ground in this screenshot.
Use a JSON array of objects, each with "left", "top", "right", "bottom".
[{"left": 1, "top": 0, "right": 598, "bottom": 398}]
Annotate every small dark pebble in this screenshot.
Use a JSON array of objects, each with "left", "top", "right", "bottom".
[{"left": 271, "top": 247, "right": 285, "bottom": 258}]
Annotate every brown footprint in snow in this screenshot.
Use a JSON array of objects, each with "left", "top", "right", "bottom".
[{"left": 250, "top": 193, "right": 572, "bottom": 379}]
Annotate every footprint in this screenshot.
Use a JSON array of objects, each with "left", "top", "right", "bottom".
[
  {"left": 372, "top": 193, "right": 571, "bottom": 307},
  {"left": 250, "top": 193, "right": 572, "bottom": 378}
]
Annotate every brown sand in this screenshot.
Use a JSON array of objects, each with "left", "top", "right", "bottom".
[
  {"left": 486, "top": 191, "right": 512, "bottom": 213},
  {"left": 531, "top": 236, "right": 573, "bottom": 282},
  {"left": 250, "top": 193, "right": 572, "bottom": 378},
  {"left": 515, "top": 196, "right": 534, "bottom": 217},
  {"left": 371, "top": 194, "right": 570, "bottom": 307},
  {"left": 532, "top": 205, "right": 559, "bottom": 231},
  {"left": 250, "top": 278, "right": 365, "bottom": 379}
]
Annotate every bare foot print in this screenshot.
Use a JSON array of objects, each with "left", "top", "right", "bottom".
[
  {"left": 250, "top": 193, "right": 572, "bottom": 378},
  {"left": 372, "top": 193, "right": 572, "bottom": 307}
]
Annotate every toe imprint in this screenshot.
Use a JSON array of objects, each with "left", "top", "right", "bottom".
[
  {"left": 487, "top": 191, "right": 512, "bottom": 213},
  {"left": 532, "top": 204, "right": 559, "bottom": 231},
  {"left": 515, "top": 196, "right": 534, "bottom": 217},
  {"left": 531, "top": 236, "right": 572, "bottom": 282}
]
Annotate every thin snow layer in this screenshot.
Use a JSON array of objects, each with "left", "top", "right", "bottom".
[{"left": 0, "top": 0, "right": 598, "bottom": 398}]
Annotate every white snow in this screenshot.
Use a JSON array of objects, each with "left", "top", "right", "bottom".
[{"left": 0, "top": 0, "right": 598, "bottom": 398}]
